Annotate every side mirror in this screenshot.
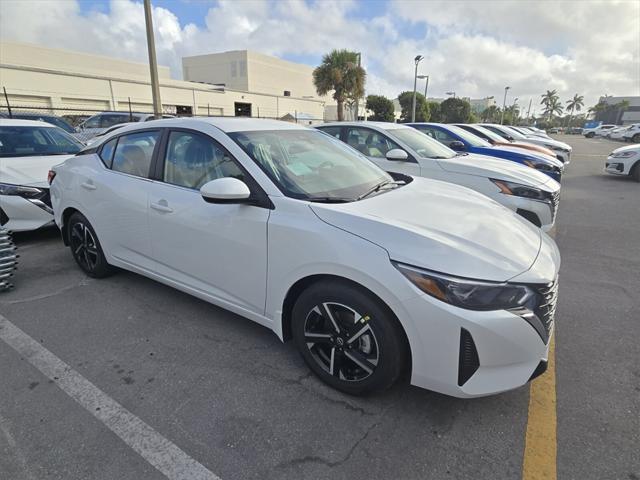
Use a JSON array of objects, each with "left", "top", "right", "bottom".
[
  {"left": 200, "top": 177, "right": 251, "bottom": 204},
  {"left": 386, "top": 148, "right": 409, "bottom": 161},
  {"left": 449, "top": 140, "right": 466, "bottom": 151}
]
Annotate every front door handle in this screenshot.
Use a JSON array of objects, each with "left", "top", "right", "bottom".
[
  {"left": 150, "top": 201, "right": 173, "bottom": 213},
  {"left": 80, "top": 181, "right": 96, "bottom": 190}
]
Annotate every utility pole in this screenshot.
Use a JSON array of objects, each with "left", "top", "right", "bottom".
[
  {"left": 353, "top": 52, "right": 361, "bottom": 121},
  {"left": 424, "top": 75, "right": 429, "bottom": 99},
  {"left": 500, "top": 86, "right": 511, "bottom": 125},
  {"left": 412, "top": 55, "right": 423, "bottom": 123},
  {"left": 144, "top": 0, "right": 162, "bottom": 119}
]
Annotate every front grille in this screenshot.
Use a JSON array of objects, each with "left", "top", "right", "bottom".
[
  {"left": 532, "top": 279, "right": 559, "bottom": 342},
  {"left": 549, "top": 190, "right": 560, "bottom": 221}
]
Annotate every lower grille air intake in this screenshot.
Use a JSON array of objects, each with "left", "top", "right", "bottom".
[{"left": 458, "top": 328, "right": 480, "bottom": 386}]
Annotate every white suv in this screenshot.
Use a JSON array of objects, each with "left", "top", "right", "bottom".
[
  {"left": 583, "top": 124, "right": 616, "bottom": 138},
  {"left": 622, "top": 123, "right": 640, "bottom": 143}
]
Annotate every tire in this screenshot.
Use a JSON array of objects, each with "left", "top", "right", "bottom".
[
  {"left": 586, "top": 132, "right": 595, "bottom": 138},
  {"left": 633, "top": 134, "right": 640, "bottom": 143},
  {"left": 632, "top": 163, "right": 640, "bottom": 182},
  {"left": 292, "top": 280, "right": 407, "bottom": 395},
  {"left": 67, "top": 212, "right": 114, "bottom": 278}
]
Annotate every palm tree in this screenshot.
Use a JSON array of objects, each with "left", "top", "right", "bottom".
[
  {"left": 565, "top": 94, "right": 584, "bottom": 127},
  {"left": 541, "top": 90, "right": 562, "bottom": 121},
  {"left": 313, "top": 49, "right": 366, "bottom": 121}
]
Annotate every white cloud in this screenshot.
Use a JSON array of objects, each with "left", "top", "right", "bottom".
[{"left": 1, "top": 0, "right": 638, "bottom": 110}]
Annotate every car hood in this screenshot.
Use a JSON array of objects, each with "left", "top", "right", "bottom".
[
  {"left": 310, "top": 177, "right": 543, "bottom": 282},
  {"left": 491, "top": 145, "right": 562, "bottom": 166},
  {"left": 610, "top": 144, "right": 640, "bottom": 155},
  {"left": 436, "top": 153, "right": 553, "bottom": 187},
  {"left": 0, "top": 154, "right": 73, "bottom": 187},
  {"left": 524, "top": 136, "right": 571, "bottom": 150}
]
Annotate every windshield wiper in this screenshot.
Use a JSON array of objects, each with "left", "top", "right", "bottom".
[
  {"left": 356, "top": 180, "right": 404, "bottom": 201},
  {"left": 306, "top": 196, "right": 352, "bottom": 203}
]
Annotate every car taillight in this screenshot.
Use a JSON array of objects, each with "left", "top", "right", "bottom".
[{"left": 48, "top": 170, "right": 56, "bottom": 185}]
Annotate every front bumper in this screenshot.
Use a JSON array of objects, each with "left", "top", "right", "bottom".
[
  {"left": 0, "top": 195, "right": 54, "bottom": 232},
  {"left": 500, "top": 194, "right": 559, "bottom": 231},
  {"left": 400, "top": 290, "right": 554, "bottom": 398}
]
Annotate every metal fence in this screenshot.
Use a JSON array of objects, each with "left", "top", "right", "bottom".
[{"left": 1, "top": 90, "right": 326, "bottom": 144}]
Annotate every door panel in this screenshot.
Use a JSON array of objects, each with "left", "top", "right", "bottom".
[{"left": 147, "top": 129, "right": 269, "bottom": 314}]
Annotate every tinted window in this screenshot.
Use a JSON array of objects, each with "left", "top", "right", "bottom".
[
  {"left": 387, "top": 128, "right": 456, "bottom": 159},
  {"left": 111, "top": 131, "right": 159, "bottom": 177},
  {"left": 344, "top": 127, "right": 401, "bottom": 158},
  {"left": 83, "top": 116, "right": 101, "bottom": 128},
  {"left": 99, "top": 138, "right": 118, "bottom": 167},
  {"left": 163, "top": 131, "right": 244, "bottom": 189},
  {"left": 443, "top": 125, "right": 491, "bottom": 147},
  {"left": 317, "top": 126, "right": 342, "bottom": 138},
  {"left": 230, "top": 129, "right": 391, "bottom": 201},
  {"left": 0, "top": 126, "right": 83, "bottom": 157},
  {"left": 101, "top": 114, "right": 130, "bottom": 128}
]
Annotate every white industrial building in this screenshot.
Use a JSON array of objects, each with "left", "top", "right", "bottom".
[{"left": 0, "top": 42, "right": 332, "bottom": 122}]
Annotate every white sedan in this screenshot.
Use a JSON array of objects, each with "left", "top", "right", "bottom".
[
  {"left": 0, "top": 119, "right": 83, "bottom": 231},
  {"left": 479, "top": 124, "right": 573, "bottom": 164},
  {"left": 317, "top": 122, "right": 561, "bottom": 231},
  {"left": 51, "top": 117, "right": 560, "bottom": 398},
  {"left": 605, "top": 144, "right": 640, "bottom": 181}
]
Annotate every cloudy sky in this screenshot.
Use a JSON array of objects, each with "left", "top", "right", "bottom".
[{"left": 1, "top": 0, "right": 638, "bottom": 111}]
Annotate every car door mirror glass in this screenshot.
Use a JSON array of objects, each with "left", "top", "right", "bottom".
[
  {"left": 385, "top": 148, "right": 409, "bottom": 161},
  {"left": 200, "top": 177, "right": 251, "bottom": 203},
  {"left": 449, "top": 141, "right": 466, "bottom": 151}
]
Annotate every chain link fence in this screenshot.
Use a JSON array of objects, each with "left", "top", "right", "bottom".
[{"left": 1, "top": 90, "right": 326, "bottom": 145}]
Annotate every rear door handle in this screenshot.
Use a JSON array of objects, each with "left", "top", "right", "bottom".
[
  {"left": 80, "top": 181, "right": 96, "bottom": 190},
  {"left": 150, "top": 201, "right": 174, "bottom": 213}
]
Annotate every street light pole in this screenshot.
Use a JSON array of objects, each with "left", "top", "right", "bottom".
[
  {"left": 144, "top": 0, "right": 162, "bottom": 119},
  {"left": 412, "top": 55, "right": 423, "bottom": 123},
  {"left": 500, "top": 86, "right": 511, "bottom": 125},
  {"left": 446, "top": 91, "right": 456, "bottom": 99}
]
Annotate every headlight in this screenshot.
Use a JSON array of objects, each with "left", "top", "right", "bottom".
[
  {"left": 0, "top": 183, "right": 44, "bottom": 198},
  {"left": 523, "top": 160, "right": 556, "bottom": 172},
  {"left": 490, "top": 179, "right": 549, "bottom": 201},
  {"left": 611, "top": 151, "right": 637, "bottom": 158},
  {"left": 544, "top": 144, "right": 567, "bottom": 152},
  {"left": 393, "top": 263, "right": 535, "bottom": 311}
]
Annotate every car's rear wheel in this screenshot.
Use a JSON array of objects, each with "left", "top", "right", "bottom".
[
  {"left": 586, "top": 132, "right": 595, "bottom": 138},
  {"left": 292, "top": 280, "right": 407, "bottom": 395},
  {"left": 68, "top": 212, "right": 114, "bottom": 278}
]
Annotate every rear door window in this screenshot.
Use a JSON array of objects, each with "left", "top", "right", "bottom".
[{"left": 111, "top": 131, "right": 159, "bottom": 178}]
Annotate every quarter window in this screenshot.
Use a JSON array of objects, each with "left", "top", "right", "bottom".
[
  {"left": 99, "top": 138, "right": 118, "bottom": 168},
  {"left": 344, "top": 127, "right": 401, "bottom": 158},
  {"left": 163, "top": 131, "right": 244, "bottom": 189},
  {"left": 111, "top": 131, "right": 159, "bottom": 178}
]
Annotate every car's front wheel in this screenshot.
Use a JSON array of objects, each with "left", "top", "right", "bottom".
[
  {"left": 632, "top": 163, "right": 640, "bottom": 182},
  {"left": 586, "top": 132, "right": 595, "bottom": 138},
  {"left": 67, "top": 212, "right": 114, "bottom": 278},
  {"left": 292, "top": 280, "right": 407, "bottom": 395}
]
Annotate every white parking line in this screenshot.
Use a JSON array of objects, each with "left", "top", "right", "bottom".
[{"left": 0, "top": 314, "right": 221, "bottom": 480}]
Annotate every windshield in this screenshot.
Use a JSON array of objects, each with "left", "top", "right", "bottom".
[
  {"left": 0, "top": 125, "right": 83, "bottom": 157},
  {"left": 13, "top": 115, "right": 75, "bottom": 133},
  {"left": 464, "top": 124, "right": 507, "bottom": 143},
  {"left": 500, "top": 126, "right": 527, "bottom": 140},
  {"left": 387, "top": 127, "right": 456, "bottom": 159},
  {"left": 229, "top": 129, "right": 393, "bottom": 202},
  {"left": 443, "top": 124, "right": 492, "bottom": 147}
]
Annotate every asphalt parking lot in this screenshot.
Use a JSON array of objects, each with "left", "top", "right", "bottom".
[{"left": 1, "top": 135, "right": 638, "bottom": 480}]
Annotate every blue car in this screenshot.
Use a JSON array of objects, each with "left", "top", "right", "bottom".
[{"left": 408, "top": 123, "right": 563, "bottom": 182}]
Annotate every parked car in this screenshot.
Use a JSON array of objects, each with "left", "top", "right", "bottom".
[
  {"left": 0, "top": 111, "right": 75, "bottom": 134},
  {"left": 621, "top": 123, "right": 640, "bottom": 143},
  {"left": 582, "top": 124, "right": 616, "bottom": 138},
  {"left": 511, "top": 126, "right": 552, "bottom": 138},
  {"left": 76, "top": 112, "right": 173, "bottom": 141},
  {"left": 605, "top": 144, "right": 640, "bottom": 181},
  {"left": 84, "top": 122, "right": 134, "bottom": 147},
  {"left": 408, "top": 123, "right": 563, "bottom": 182},
  {"left": 318, "top": 122, "right": 560, "bottom": 230},
  {"left": 50, "top": 117, "right": 560, "bottom": 398},
  {"left": 546, "top": 127, "right": 560, "bottom": 134},
  {"left": 608, "top": 126, "right": 631, "bottom": 141},
  {"left": 478, "top": 124, "right": 572, "bottom": 163},
  {"left": 567, "top": 127, "right": 583, "bottom": 135},
  {"left": 0, "top": 119, "right": 83, "bottom": 231},
  {"left": 455, "top": 124, "right": 557, "bottom": 158}
]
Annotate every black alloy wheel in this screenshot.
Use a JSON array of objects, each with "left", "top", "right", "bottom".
[{"left": 68, "top": 212, "right": 114, "bottom": 278}]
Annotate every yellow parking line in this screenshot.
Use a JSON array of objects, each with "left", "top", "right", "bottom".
[{"left": 522, "top": 335, "right": 557, "bottom": 480}]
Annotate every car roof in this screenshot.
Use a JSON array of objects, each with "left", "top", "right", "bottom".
[
  {"left": 0, "top": 118, "right": 55, "bottom": 128},
  {"left": 98, "top": 116, "right": 310, "bottom": 134},
  {"left": 319, "top": 121, "right": 408, "bottom": 131}
]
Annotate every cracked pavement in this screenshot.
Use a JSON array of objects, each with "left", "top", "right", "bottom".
[{"left": 1, "top": 135, "right": 638, "bottom": 480}]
